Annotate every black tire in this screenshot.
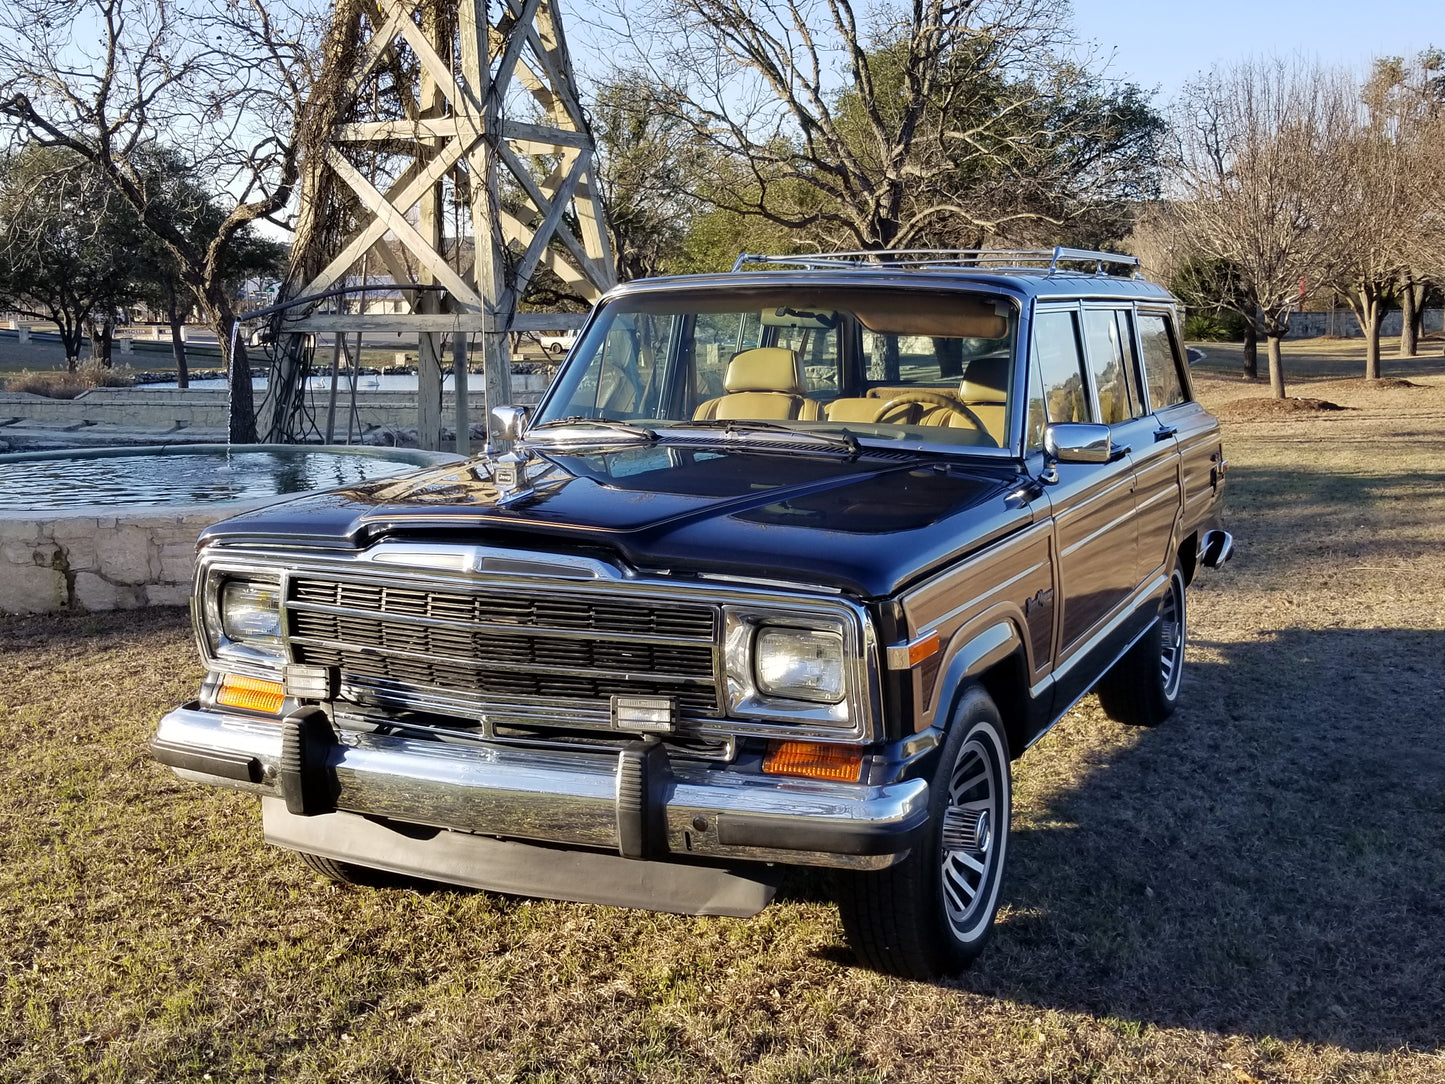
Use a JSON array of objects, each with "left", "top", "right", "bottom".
[
  {"left": 1097, "top": 568, "right": 1187, "bottom": 727},
  {"left": 835, "top": 686, "right": 1012, "bottom": 979},
  {"left": 296, "top": 850, "right": 393, "bottom": 887}
]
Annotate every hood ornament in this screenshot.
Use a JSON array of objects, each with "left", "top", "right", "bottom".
[{"left": 491, "top": 446, "right": 536, "bottom": 506}]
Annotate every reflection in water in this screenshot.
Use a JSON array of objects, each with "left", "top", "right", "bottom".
[{"left": 0, "top": 451, "right": 426, "bottom": 511}]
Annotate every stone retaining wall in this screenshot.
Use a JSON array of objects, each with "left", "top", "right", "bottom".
[{"left": 0, "top": 504, "right": 249, "bottom": 614}]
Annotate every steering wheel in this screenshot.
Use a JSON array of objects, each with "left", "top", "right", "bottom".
[{"left": 876, "top": 390, "right": 986, "bottom": 431}]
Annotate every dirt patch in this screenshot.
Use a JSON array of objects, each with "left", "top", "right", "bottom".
[
  {"left": 1216, "top": 396, "right": 1349, "bottom": 419},
  {"left": 1315, "top": 377, "right": 1430, "bottom": 392}
]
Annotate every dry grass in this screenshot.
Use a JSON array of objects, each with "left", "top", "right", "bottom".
[
  {"left": 3, "top": 337, "right": 1444, "bottom": 1082},
  {"left": 3, "top": 363, "right": 138, "bottom": 396}
]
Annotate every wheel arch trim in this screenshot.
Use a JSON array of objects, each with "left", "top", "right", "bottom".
[{"left": 929, "top": 620, "right": 1028, "bottom": 754}]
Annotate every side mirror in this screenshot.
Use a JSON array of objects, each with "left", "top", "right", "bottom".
[
  {"left": 491, "top": 405, "right": 529, "bottom": 442},
  {"left": 1043, "top": 423, "right": 1112, "bottom": 464}
]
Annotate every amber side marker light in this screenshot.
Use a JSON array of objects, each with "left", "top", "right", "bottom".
[
  {"left": 216, "top": 674, "right": 286, "bottom": 714},
  {"left": 762, "top": 740, "right": 864, "bottom": 783}
]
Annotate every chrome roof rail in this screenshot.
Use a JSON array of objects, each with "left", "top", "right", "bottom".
[{"left": 731, "top": 247, "right": 1140, "bottom": 276}]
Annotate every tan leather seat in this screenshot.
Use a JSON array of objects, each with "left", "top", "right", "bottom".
[
  {"left": 825, "top": 397, "right": 891, "bottom": 423},
  {"left": 958, "top": 355, "right": 1010, "bottom": 444},
  {"left": 694, "top": 348, "right": 821, "bottom": 421}
]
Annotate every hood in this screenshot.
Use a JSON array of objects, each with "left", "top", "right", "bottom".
[{"left": 203, "top": 442, "right": 1035, "bottom": 597}]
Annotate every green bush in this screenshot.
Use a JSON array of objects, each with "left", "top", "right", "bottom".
[{"left": 1182, "top": 310, "right": 1248, "bottom": 341}]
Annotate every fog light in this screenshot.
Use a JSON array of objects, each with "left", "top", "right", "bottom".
[
  {"left": 762, "top": 740, "right": 864, "bottom": 782},
  {"left": 217, "top": 674, "right": 286, "bottom": 714},
  {"left": 613, "top": 695, "right": 675, "bottom": 734}
]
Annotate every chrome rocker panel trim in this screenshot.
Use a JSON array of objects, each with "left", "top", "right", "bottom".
[{"left": 153, "top": 704, "right": 931, "bottom": 886}]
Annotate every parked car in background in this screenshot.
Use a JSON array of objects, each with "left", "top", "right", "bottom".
[
  {"left": 153, "top": 248, "right": 1231, "bottom": 978},
  {"left": 537, "top": 328, "right": 578, "bottom": 356}
]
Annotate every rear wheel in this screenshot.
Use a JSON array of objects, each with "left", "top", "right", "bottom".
[
  {"left": 835, "top": 686, "right": 1011, "bottom": 979},
  {"left": 1097, "top": 568, "right": 1187, "bottom": 727}
]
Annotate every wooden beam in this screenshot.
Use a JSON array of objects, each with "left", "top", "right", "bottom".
[
  {"left": 324, "top": 147, "right": 483, "bottom": 308},
  {"left": 499, "top": 119, "right": 589, "bottom": 149},
  {"left": 512, "top": 150, "right": 588, "bottom": 288},
  {"left": 298, "top": 140, "right": 469, "bottom": 298},
  {"left": 498, "top": 145, "right": 611, "bottom": 286}
]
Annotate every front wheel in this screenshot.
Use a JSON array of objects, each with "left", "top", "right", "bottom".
[
  {"left": 835, "top": 686, "right": 1012, "bottom": 979},
  {"left": 1097, "top": 568, "right": 1187, "bottom": 727}
]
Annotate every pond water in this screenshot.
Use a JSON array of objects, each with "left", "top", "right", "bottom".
[{"left": 0, "top": 445, "right": 455, "bottom": 512}]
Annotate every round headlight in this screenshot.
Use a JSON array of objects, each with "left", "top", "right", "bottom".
[
  {"left": 754, "top": 626, "right": 846, "bottom": 703},
  {"left": 220, "top": 580, "right": 282, "bottom": 647}
]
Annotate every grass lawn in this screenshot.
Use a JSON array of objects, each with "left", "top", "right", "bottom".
[{"left": 2, "top": 337, "right": 1443, "bottom": 1082}]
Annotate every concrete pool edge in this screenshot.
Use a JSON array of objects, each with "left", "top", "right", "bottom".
[{"left": 1, "top": 444, "right": 464, "bottom": 615}]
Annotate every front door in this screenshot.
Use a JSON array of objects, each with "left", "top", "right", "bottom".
[{"left": 1030, "top": 307, "right": 1139, "bottom": 663}]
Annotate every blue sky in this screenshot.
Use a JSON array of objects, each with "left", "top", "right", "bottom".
[{"left": 1069, "top": 0, "right": 1434, "bottom": 101}]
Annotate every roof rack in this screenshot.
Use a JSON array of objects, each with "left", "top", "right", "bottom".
[{"left": 730, "top": 246, "right": 1140, "bottom": 275}]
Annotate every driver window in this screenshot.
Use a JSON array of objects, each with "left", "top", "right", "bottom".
[
  {"left": 565, "top": 313, "right": 671, "bottom": 417},
  {"left": 1026, "top": 309, "right": 1090, "bottom": 448}
]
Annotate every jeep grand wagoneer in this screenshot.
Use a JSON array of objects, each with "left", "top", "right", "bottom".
[{"left": 153, "top": 248, "right": 1231, "bottom": 978}]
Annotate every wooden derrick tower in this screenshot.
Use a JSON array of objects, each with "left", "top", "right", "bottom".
[{"left": 270, "top": 0, "right": 615, "bottom": 450}]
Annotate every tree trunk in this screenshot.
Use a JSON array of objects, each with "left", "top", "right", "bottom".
[
  {"left": 1340, "top": 282, "right": 1383, "bottom": 380},
  {"left": 86, "top": 318, "right": 110, "bottom": 366},
  {"left": 1265, "top": 332, "right": 1286, "bottom": 398},
  {"left": 1242, "top": 319, "right": 1259, "bottom": 380},
  {"left": 1399, "top": 280, "right": 1424, "bottom": 358},
  {"left": 164, "top": 280, "right": 189, "bottom": 389},
  {"left": 98, "top": 316, "right": 115, "bottom": 367},
  {"left": 1364, "top": 298, "right": 1383, "bottom": 380},
  {"left": 57, "top": 317, "right": 83, "bottom": 371},
  {"left": 935, "top": 336, "right": 964, "bottom": 378}
]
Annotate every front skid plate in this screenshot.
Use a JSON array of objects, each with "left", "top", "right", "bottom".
[{"left": 262, "top": 798, "right": 780, "bottom": 917}]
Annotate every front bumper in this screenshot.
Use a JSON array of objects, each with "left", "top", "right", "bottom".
[{"left": 152, "top": 703, "right": 930, "bottom": 877}]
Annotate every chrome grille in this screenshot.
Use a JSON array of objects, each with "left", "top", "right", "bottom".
[{"left": 284, "top": 575, "right": 721, "bottom": 726}]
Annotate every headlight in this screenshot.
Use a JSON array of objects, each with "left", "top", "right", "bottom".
[
  {"left": 754, "top": 626, "right": 845, "bottom": 703},
  {"left": 219, "top": 580, "right": 282, "bottom": 649}
]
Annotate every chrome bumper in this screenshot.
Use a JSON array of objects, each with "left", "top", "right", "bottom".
[{"left": 152, "top": 704, "right": 930, "bottom": 874}]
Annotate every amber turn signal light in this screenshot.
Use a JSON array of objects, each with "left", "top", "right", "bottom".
[
  {"left": 216, "top": 674, "right": 286, "bottom": 714},
  {"left": 762, "top": 740, "right": 864, "bottom": 783}
]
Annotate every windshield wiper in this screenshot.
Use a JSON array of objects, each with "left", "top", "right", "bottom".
[
  {"left": 665, "top": 418, "right": 861, "bottom": 457},
  {"left": 526, "top": 416, "right": 657, "bottom": 444}
]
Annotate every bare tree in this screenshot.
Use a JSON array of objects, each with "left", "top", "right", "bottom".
[
  {"left": 0, "top": 0, "right": 318, "bottom": 441},
  {"left": 1129, "top": 204, "right": 1263, "bottom": 378},
  {"left": 606, "top": 0, "right": 1161, "bottom": 251},
  {"left": 1380, "top": 51, "right": 1445, "bottom": 358},
  {"left": 1323, "top": 54, "right": 1445, "bottom": 377},
  {"left": 1168, "top": 58, "right": 1352, "bottom": 398}
]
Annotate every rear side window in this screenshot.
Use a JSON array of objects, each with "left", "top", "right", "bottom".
[
  {"left": 1082, "top": 308, "right": 1145, "bottom": 424},
  {"left": 1137, "top": 313, "right": 1187, "bottom": 409},
  {"left": 1026, "top": 309, "right": 1089, "bottom": 447}
]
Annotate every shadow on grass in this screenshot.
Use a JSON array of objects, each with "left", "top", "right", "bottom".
[
  {"left": 1224, "top": 464, "right": 1445, "bottom": 571},
  {"left": 953, "top": 626, "right": 1445, "bottom": 1053}
]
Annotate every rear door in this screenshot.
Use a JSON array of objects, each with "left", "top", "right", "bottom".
[
  {"left": 1081, "top": 306, "right": 1181, "bottom": 588},
  {"left": 1136, "top": 309, "right": 1222, "bottom": 557}
]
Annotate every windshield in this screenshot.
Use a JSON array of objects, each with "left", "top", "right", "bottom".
[{"left": 534, "top": 285, "right": 1019, "bottom": 451}]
